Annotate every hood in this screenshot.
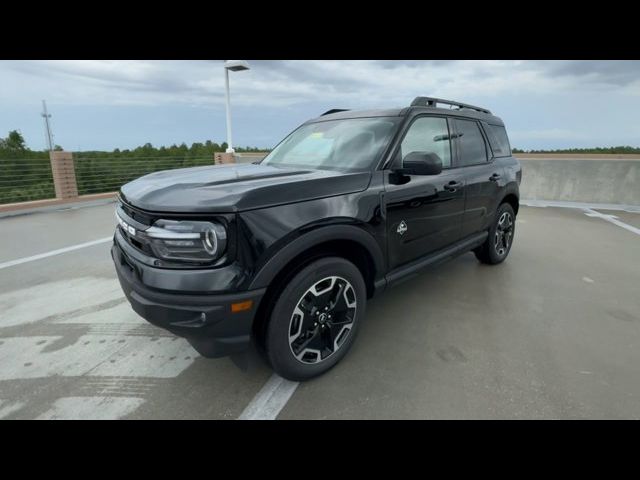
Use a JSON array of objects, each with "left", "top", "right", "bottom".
[{"left": 119, "top": 163, "right": 371, "bottom": 213}]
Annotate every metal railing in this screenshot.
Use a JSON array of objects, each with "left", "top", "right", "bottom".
[
  {"left": 0, "top": 153, "right": 270, "bottom": 207},
  {"left": 0, "top": 158, "right": 55, "bottom": 205},
  {"left": 73, "top": 156, "right": 216, "bottom": 195}
]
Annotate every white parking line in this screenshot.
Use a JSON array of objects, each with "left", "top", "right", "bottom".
[
  {"left": 0, "top": 400, "right": 25, "bottom": 419},
  {"left": 521, "top": 199, "right": 640, "bottom": 213},
  {"left": 583, "top": 208, "right": 640, "bottom": 236},
  {"left": 0, "top": 276, "right": 124, "bottom": 328},
  {"left": 36, "top": 396, "right": 145, "bottom": 420},
  {"left": 0, "top": 237, "right": 112, "bottom": 270},
  {"left": 238, "top": 374, "right": 299, "bottom": 420}
]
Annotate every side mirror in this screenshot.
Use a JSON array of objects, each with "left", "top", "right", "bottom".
[{"left": 398, "top": 152, "right": 443, "bottom": 176}]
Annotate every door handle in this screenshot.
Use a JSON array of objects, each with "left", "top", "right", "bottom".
[
  {"left": 444, "top": 180, "right": 462, "bottom": 192},
  {"left": 489, "top": 173, "right": 501, "bottom": 182}
]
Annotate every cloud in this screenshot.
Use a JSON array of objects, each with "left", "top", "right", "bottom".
[
  {"left": 4, "top": 60, "right": 639, "bottom": 110},
  {"left": 1, "top": 60, "right": 639, "bottom": 150},
  {"left": 533, "top": 60, "right": 640, "bottom": 87}
]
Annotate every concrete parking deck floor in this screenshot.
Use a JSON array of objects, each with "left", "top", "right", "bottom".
[{"left": 0, "top": 202, "right": 638, "bottom": 419}]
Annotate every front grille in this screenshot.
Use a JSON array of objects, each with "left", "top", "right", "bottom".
[
  {"left": 123, "top": 229, "right": 146, "bottom": 251},
  {"left": 116, "top": 199, "right": 156, "bottom": 257},
  {"left": 119, "top": 200, "right": 155, "bottom": 227},
  {"left": 118, "top": 225, "right": 156, "bottom": 257}
]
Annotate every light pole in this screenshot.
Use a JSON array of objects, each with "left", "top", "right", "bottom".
[
  {"left": 41, "top": 100, "right": 54, "bottom": 152},
  {"left": 223, "top": 60, "right": 250, "bottom": 154}
]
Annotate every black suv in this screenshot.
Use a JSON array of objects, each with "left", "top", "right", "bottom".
[{"left": 112, "top": 96, "right": 521, "bottom": 381}]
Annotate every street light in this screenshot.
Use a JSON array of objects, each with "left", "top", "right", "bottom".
[{"left": 223, "top": 60, "right": 250, "bottom": 154}]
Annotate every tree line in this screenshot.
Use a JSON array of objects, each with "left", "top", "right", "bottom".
[
  {"left": 512, "top": 146, "right": 640, "bottom": 154},
  {"left": 0, "top": 130, "right": 265, "bottom": 161}
]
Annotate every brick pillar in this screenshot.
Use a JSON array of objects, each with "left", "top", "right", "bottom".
[
  {"left": 50, "top": 151, "right": 78, "bottom": 199},
  {"left": 214, "top": 152, "right": 236, "bottom": 165}
]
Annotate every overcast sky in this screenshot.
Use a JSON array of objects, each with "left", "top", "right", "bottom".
[{"left": 1, "top": 60, "right": 639, "bottom": 151}]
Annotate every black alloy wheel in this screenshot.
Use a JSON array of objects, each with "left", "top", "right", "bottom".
[
  {"left": 288, "top": 275, "right": 357, "bottom": 364},
  {"left": 265, "top": 257, "right": 366, "bottom": 381},
  {"left": 474, "top": 202, "right": 516, "bottom": 265}
]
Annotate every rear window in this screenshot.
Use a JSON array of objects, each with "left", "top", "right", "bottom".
[
  {"left": 454, "top": 119, "right": 488, "bottom": 166},
  {"left": 484, "top": 124, "right": 512, "bottom": 157}
]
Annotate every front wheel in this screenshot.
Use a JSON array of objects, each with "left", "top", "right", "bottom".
[
  {"left": 265, "top": 257, "right": 366, "bottom": 381},
  {"left": 474, "top": 203, "right": 516, "bottom": 265}
]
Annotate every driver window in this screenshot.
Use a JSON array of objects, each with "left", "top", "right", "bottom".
[{"left": 400, "top": 117, "right": 452, "bottom": 168}]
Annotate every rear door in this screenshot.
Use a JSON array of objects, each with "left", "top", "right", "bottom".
[{"left": 451, "top": 118, "right": 505, "bottom": 237}]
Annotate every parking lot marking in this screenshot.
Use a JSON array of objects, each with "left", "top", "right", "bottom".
[
  {"left": 238, "top": 374, "right": 299, "bottom": 420},
  {"left": 522, "top": 199, "right": 640, "bottom": 213},
  {"left": 0, "top": 276, "right": 124, "bottom": 328},
  {"left": 0, "top": 400, "right": 25, "bottom": 419},
  {"left": 583, "top": 209, "right": 640, "bottom": 236},
  {"left": 36, "top": 396, "right": 145, "bottom": 420},
  {"left": 0, "top": 334, "right": 196, "bottom": 381},
  {"left": 0, "top": 236, "right": 112, "bottom": 270}
]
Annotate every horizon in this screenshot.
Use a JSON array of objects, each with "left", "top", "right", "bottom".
[{"left": 5, "top": 132, "right": 640, "bottom": 155}]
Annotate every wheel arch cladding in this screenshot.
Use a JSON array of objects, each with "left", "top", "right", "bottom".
[
  {"left": 501, "top": 193, "right": 519, "bottom": 215},
  {"left": 249, "top": 226, "right": 383, "bottom": 347},
  {"left": 248, "top": 225, "right": 384, "bottom": 295}
]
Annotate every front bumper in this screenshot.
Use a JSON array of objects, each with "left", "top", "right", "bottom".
[{"left": 111, "top": 234, "right": 265, "bottom": 358}]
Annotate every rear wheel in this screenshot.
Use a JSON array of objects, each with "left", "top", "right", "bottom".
[
  {"left": 474, "top": 203, "right": 515, "bottom": 265},
  {"left": 265, "top": 257, "right": 366, "bottom": 381}
]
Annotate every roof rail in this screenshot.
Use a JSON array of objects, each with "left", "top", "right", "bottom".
[
  {"left": 410, "top": 96, "right": 491, "bottom": 114},
  {"left": 321, "top": 109, "right": 350, "bottom": 116}
]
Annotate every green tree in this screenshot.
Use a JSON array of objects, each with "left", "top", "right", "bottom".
[
  {"left": 3, "top": 130, "right": 27, "bottom": 151},
  {"left": 0, "top": 130, "right": 53, "bottom": 204}
]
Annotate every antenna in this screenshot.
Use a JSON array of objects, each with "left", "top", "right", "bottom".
[{"left": 41, "top": 100, "right": 54, "bottom": 152}]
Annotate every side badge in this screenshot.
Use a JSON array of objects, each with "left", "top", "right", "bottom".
[{"left": 397, "top": 220, "right": 408, "bottom": 235}]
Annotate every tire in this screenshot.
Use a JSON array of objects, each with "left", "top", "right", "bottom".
[
  {"left": 265, "top": 257, "right": 366, "bottom": 381},
  {"left": 474, "top": 203, "right": 516, "bottom": 265}
]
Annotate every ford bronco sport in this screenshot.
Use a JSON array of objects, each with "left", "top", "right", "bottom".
[{"left": 112, "top": 96, "right": 522, "bottom": 381}]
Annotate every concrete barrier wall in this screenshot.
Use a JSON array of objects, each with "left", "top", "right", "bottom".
[
  {"left": 235, "top": 153, "right": 640, "bottom": 206},
  {"left": 518, "top": 157, "right": 640, "bottom": 206}
]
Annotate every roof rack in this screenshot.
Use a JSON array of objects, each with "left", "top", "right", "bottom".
[
  {"left": 410, "top": 96, "right": 491, "bottom": 115},
  {"left": 321, "top": 109, "right": 350, "bottom": 116}
]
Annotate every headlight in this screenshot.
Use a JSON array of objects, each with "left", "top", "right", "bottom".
[{"left": 145, "top": 219, "right": 227, "bottom": 263}]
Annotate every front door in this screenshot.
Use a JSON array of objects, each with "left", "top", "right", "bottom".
[{"left": 384, "top": 115, "right": 466, "bottom": 271}]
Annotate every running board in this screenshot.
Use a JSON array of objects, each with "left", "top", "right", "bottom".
[{"left": 386, "top": 232, "right": 488, "bottom": 288}]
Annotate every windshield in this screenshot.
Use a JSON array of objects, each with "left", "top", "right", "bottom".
[{"left": 261, "top": 117, "right": 400, "bottom": 171}]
